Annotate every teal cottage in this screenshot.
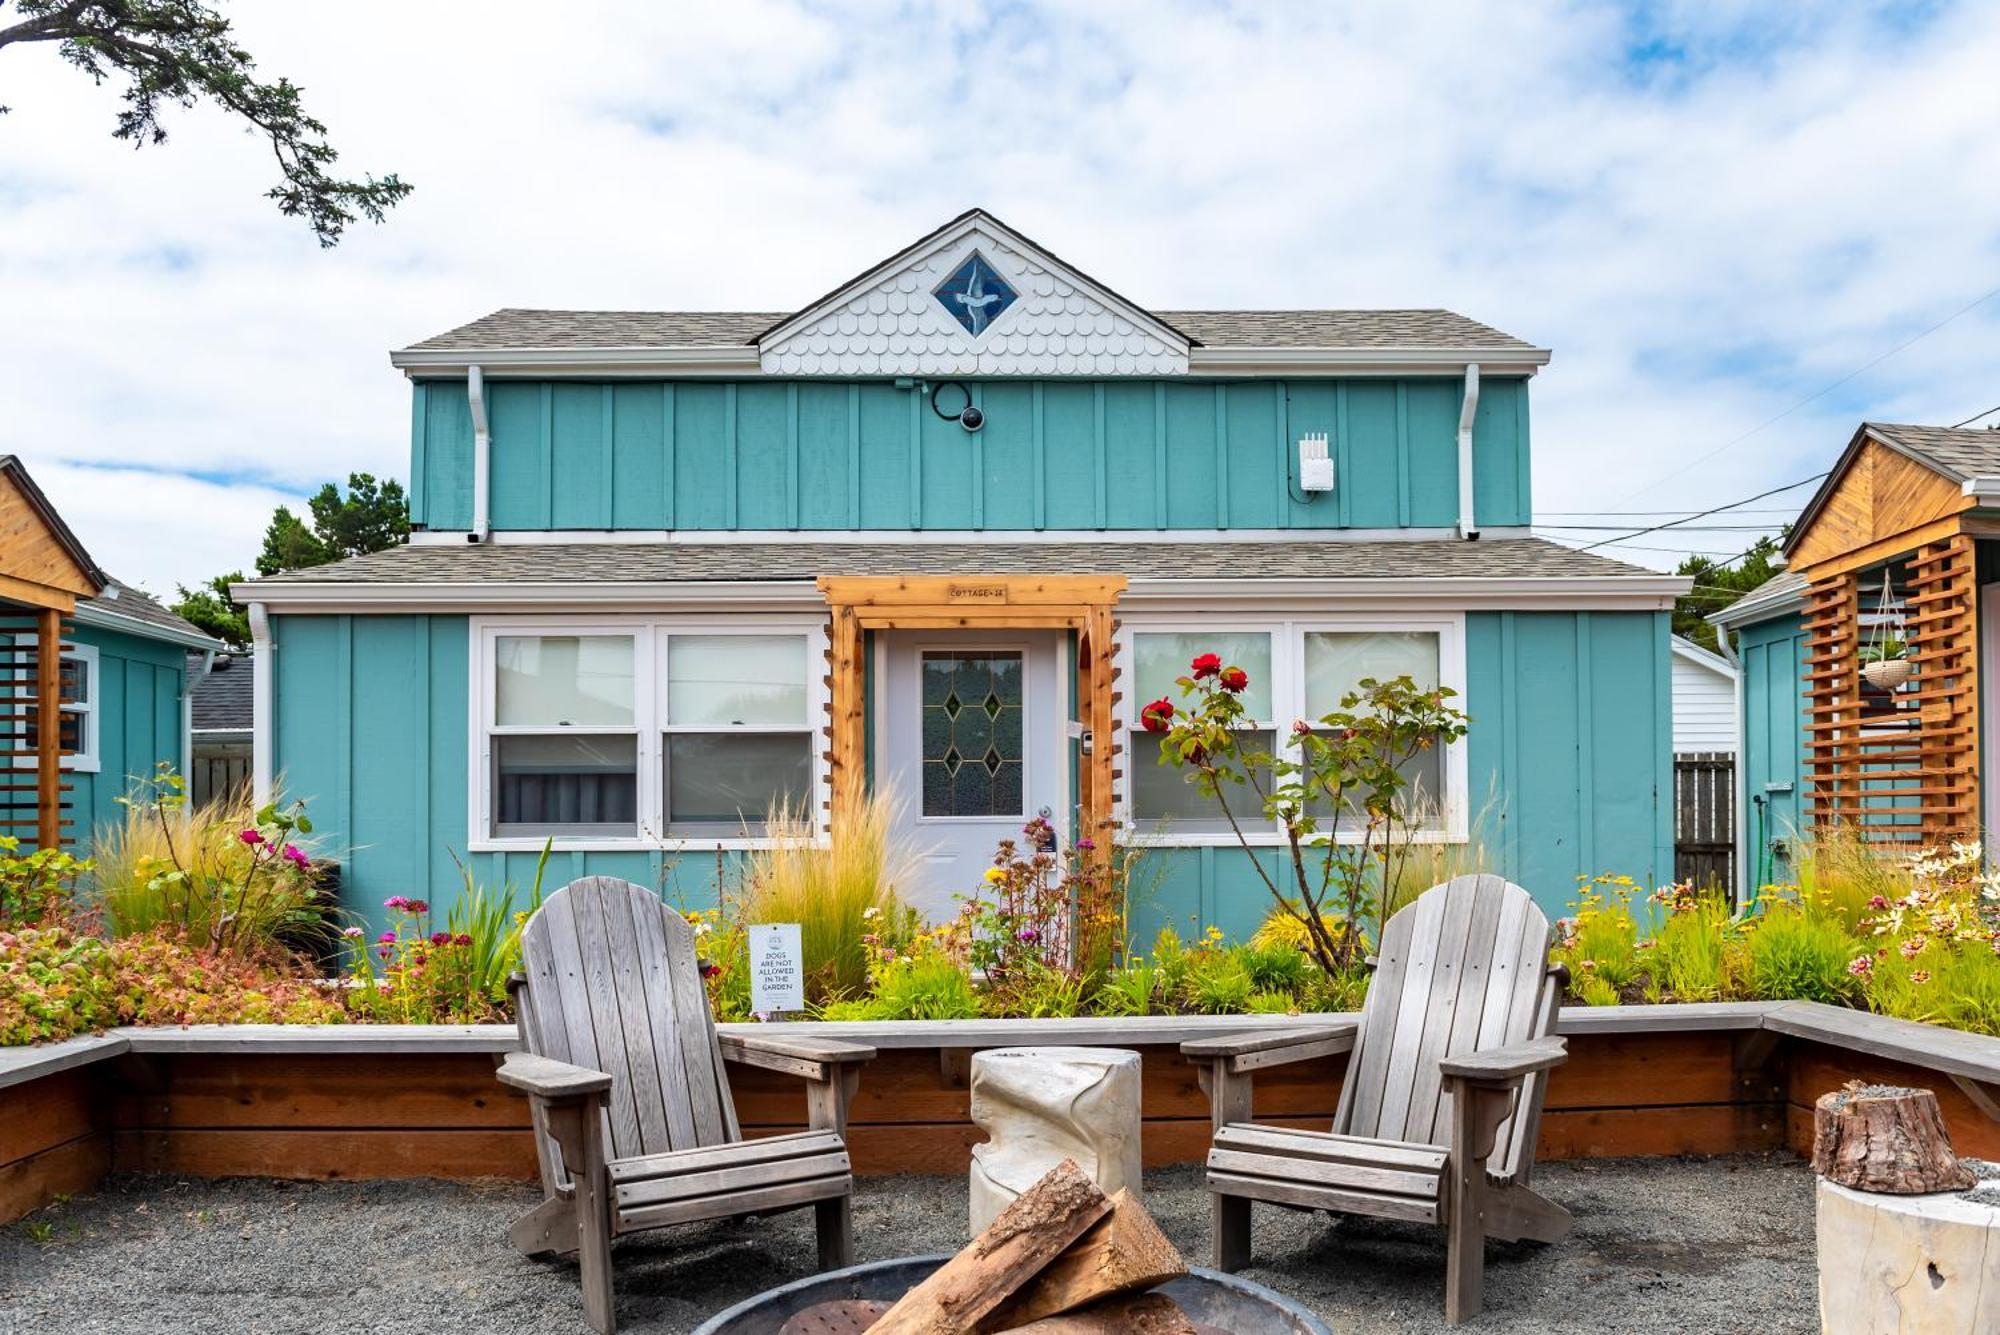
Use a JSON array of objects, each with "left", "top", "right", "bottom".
[
  {"left": 1, "top": 455, "right": 224, "bottom": 852},
  {"left": 233, "top": 211, "right": 1684, "bottom": 935}
]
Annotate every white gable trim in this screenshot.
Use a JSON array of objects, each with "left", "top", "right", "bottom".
[
  {"left": 1670, "top": 634, "right": 1737, "bottom": 681},
  {"left": 755, "top": 210, "right": 1191, "bottom": 378}
]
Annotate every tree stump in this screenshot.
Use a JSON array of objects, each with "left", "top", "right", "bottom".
[{"left": 1812, "top": 1082, "right": 1974, "bottom": 1195}]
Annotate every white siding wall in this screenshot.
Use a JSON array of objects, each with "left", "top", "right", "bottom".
[{"left": 1672, "top": 643, "right": 1738, "bottom": 754}]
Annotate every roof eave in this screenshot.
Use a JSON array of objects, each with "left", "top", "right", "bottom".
[
  {"left": 72, "top": 599, "right": 225, "bottom": 651},
  {"left": 1186, "top": 346, "right": 1551, "bottom": 376}
]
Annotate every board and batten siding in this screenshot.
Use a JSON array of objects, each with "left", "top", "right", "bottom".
[
  {"left": 409, "top": 377, "right": 1532, "bottom": 535},
  {"left": 1738, "top": 612, "right": 1808, "bottom": 887},
  {"left": 1670, "top": 640, "right": 1738, "bottom": 754},
  {"left": 268, "top": 607, "right": 1670, "bottom": 937},
  {"left": 64, "top": 624, "right": 189, "bottom": 852}
]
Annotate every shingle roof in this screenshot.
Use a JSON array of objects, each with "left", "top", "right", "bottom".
[
  {"left": 81, "top": 578, "right": 215, "bottom": 641},
  {"left": 1865, "top": 422, "right": 2000, "bottom": 482},
  {"left": 188, "top": 652, "right": 253, "bottom": 731},
  {"left": 1707, "top": 570, "right": 1806, "bottom": 628},
  {"left": 404, "top": 308, "right": 1534, "bottom": 353},
  {"left": 249, "top": 537, "right": 1660, "bottom": 586}
]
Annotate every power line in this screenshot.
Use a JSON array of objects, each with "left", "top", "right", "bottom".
[
  {"left": 1953, "top": 404, "right": 2000, "bottom": 429},
  {"left": 1603, "top": 281, "right": 2000, "bottom": 504},
  {"left": 1573, "top": 472, "right": 1827, "bottom": 554},
  {"left": 1534, "top": 522, "right": 1789, "bottom": 532},
  {"left": 1534, "top": 507, "right": 1800, "bottom": 518}
]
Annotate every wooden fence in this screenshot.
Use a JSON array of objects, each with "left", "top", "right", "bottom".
[
  {"left": 1674, "top": 752, "right": 1734, "bottom": 895},
  {"left": 190, "top": 744, "right": 252, "bottom": 809}
]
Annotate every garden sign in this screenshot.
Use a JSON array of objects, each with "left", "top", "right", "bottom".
[{"left": 748, "top": 922, "right": 805, "bottom": 1015}]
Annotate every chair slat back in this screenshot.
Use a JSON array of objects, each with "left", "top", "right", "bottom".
[
  {"left": 517, "top": 877, "right": 738, "bottom": 1164},
  {"left": 1334, "top": 874, "right": 1559, "bottom": 1178}
]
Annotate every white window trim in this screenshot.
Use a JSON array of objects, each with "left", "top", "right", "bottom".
[
  {"left": 8, "top": 639, "right": 98, "bottom": 774},
  {"left": 1115, "top": 613, "right": 1469, "bottom": 847},
  {"left": 468, "top": 614, "right": 829, "bottom": 853}
]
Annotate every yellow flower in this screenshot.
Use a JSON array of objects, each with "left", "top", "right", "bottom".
[{"left": 983, "top": 867, "right": 1007, "bottom": 885}]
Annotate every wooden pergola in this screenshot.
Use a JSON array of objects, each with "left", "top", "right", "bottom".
[
  {"left": 0, "top": 457, "right": 104, "bottom": 851},
  {"left": 1786, "top": 428, "right": 1992, "bottom": 845},
  {"left": 816, "top": 574, "right": 1127, "bottom": 857}
]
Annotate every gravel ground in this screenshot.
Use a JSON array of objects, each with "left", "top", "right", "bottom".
[{"left": 0, "top": 1156, "right": 1814, "bottom": 1334}]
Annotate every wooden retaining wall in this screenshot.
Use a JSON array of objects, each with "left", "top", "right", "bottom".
[{"left": 5, "top": 1003, "right": 1998, "bottom": 1224}]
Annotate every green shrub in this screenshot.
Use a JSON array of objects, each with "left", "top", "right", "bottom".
[
  {"left": 0, "top": 839, "right": 90, "bottom": 927},
  {"left": 1643, "top": 893, "right": 1735, "bottom": 1003},
  {"left": 1239, "top": 940, "right": 1313, "bottom": 995},
  {"left": 1553, "top": 875, "right": 1643, "bottom": 997},
  {"left": 1089, "top": 957, "right": 1159, "bottom": 1016},
  {"left": 1183, "top": 953, "right": 1254, "bottom": 1015},
  {"left": 1741, "top": 901, "right": 1861, "bottom": 1006},
  {"left": 999, "top": 962, "right": 1086, "bottom": 1018},
  {"left": 1246, "top": 990, "right": 1297, "bottom": 1015}
]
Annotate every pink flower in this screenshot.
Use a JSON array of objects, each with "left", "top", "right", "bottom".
[
  {"left": 454, "top": 933, "right": 473, "bottom": 947},
  {"left": 1868, "top": 895, "right": 1890, "bottom": 910},
  {"left": 238, "top": 829, "right": 264, "bottom": 846},
  {"left": 1016, "top": 927, "right": 1039, "bottom": 944},
  {"left": 1910, "top": 969, "right": 1933, "bottom": 985},
  {"left": 404, "top": 899, "right": 429, "bottom": 915},
  {"left": 340, "top": 926, "right": 365, "bottom": 939},
  {"left": 1900, "top": 937, "right": 1926, "bottom": 960},
  {"left": 1847, "top": 955, "right": 1873, "bottom": 977},
  {"left": 282, "top": 844, "right": 310, "bottom": 869},
  {"left": 384, "top": 896, "right": 409, "bottom": 911},
  {"left": 377, "top": 931, "right": 396, "bottom": 945},
  {"left": 1076, "top": 837, "right": 1096, "bottom": 851},
  {"left": 1292, "top": 719, "right": 1312, "bottom": 739},
  {"left": 429, "top": 931, "right": 451, "bottom": 946}
]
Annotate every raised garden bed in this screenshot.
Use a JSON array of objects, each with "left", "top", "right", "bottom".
[{"left": 4, "top": 1002, "right": 1998, "bottom": 1225}]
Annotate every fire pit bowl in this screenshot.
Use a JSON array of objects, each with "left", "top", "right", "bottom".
[{"left": 691, "top": 1254, "right": 1330, "bottom": 1335}]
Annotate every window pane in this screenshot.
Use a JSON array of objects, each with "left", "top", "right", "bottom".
[
  {"left": 60, "top": 656, "right": 87, "bottom": 706},
  {"left": 920, "top": 651, "right": 1025, "bottom": 817},
  {"left": 667, "top": 634, "right": 808, "bottom": 727},
  {"left": 1305, "top": 746, "right": 1444, "bottom": 827},
  {"left": 1132, "top": 632, "right": 1272, "bottom": 719},
  {"left": 494, "top": 734, "right": 638, "bottom": 837},
  {"left": 1129, "top": 728, "right": 1273, "bottom": 833},
  {"left": 665, "top": 732, "right": 812, "bottom": 835},
  {"left": 1303, "top": 631, "right": 1438, "bottom": 716},
  {"left": 495, "top": 636, "right": 633, "bottom": 727}
]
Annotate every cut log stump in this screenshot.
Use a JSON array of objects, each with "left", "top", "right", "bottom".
[{"left": 1812, "top": 1082, "right": 1975, "bottom": 1195}]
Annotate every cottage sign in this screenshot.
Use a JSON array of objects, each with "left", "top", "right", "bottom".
[{"left": 748, "top": 923, "right": 805, "bottom": 1015}]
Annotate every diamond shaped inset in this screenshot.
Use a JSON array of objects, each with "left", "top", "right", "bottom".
[
  {"left": 942, "top": 747, "right": 962, "bottom": 776},
  {"left": 933, "top": 252, "right": 1017, "bottom": 338},
  {"left": 983, "top": 693, "right": 1002, "bottom": 719},
  {"left": 942, "top": 693, "right": 962, "bottom": 720},
  {"left": 983, "top": 747, "right": 1003, "bottom": 776}
]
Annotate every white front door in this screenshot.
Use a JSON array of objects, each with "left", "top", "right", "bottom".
[{"left": 878, "top": 630, "right": 1066, "bottom": 922}]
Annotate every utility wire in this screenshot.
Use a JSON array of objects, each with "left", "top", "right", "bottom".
[
  {"left": 1573, "top": 472, "right": 1826, "bottom": 554},
  {"left": 1603, "top": 281, "right": 2000, "bottom": 503},
  {"left": 1953, "top": 404, "right": 2000, "bottom": 429}
]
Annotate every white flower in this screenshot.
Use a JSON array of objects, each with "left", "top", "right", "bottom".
[
  {"left": 862, "top": 907, "right": 880, "bottom": 921},
  {"left": 693, "top": 920, "right": 712, "bottom": 936}
]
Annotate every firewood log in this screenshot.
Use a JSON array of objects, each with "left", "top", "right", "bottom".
[
  {"left": 981, "top": 1189, "right": 1188, "bottom": 1329},
  {"left": 870, "top": 1160, "right": 1113, "bottom": 1335},
  {"left": 996, "top": 1292, "right": 1199, "bottom": 1334},
  {"left": 1812, "top": 1081, "right": 1975, "bottom": 1194}
]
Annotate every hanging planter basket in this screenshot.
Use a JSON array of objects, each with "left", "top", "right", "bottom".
[{"left": 1862, "top": 656, "right": 1914, "bottom": 690}]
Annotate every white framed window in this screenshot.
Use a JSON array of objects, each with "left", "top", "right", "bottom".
[
  {"left": 1117, "top": 614, "right": 1468, "bottom": 845},
  {"left": 470, "top": 616, "right": 827, "bottom": 851},
  {"left": 10, "top": 640, "right": 98, "bottom": 774}
]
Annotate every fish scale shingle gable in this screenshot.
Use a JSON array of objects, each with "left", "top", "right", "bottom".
[
  {"left": 251, "top": 538, "right": 1656, "bottom": 585},
  {"left": 404, "top": 308, "right": 1535, "bottom": 353}
]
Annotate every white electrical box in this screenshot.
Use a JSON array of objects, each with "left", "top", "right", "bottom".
[{"left": 1298, "top": 433, "right": 1334, "bottom": 492}]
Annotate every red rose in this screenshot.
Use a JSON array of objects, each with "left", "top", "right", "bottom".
[
  {"left": 1219, "top": 666, "right": 1249, "bottom": 693},
  {"left": 1291, "top": 719, "right": 1312, "bottom": 738},
  {"left": 1141, "top": 698, "right": 1175, "bottom": 732},
  {"left": 1190, "top": 653, "right": 1222, "bottom": 680}
]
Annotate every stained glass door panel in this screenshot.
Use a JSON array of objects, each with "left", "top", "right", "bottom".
[{"left": 919, "top": 650, "right": 1025, "bottom": 817}]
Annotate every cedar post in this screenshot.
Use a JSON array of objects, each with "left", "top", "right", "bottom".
[
  {"left": 826, "top": 606, "right": 865, "bottom": 833},
  {"left": 35, "top": 608, "right": 60, "bottom": 851}
]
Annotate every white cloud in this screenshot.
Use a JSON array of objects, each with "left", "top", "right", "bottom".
[{"left": 1, "top": 0, "right": 1997, "bottom": 586}]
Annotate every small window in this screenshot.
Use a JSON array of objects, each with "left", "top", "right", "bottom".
[
  {"left": 15, "top": 642, "right": 97, "bottom": 773},
  {"left": 661, "top": 633, "right": 813, "bottom": 836},
  {"left": 1303, "top": 630, "right": 1442, "bottom": 821}
]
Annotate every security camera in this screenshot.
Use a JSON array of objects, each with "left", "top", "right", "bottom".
[{"left": 958, "top": 404, "right": 984, "bottom": 432}]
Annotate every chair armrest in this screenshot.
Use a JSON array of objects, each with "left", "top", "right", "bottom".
[
  {"left": 723, "top": 1031, "right": 876, "bottom": 1064},
  {"left": 497, "top": 1051, "right": 613, "bottom": 1101},
  {"left": 1438, "top": 1036, "right": 1566, "bottom": 1085},
  {"left": 1182, "top": 1022, "right": 1357, "bottom": 1073}
]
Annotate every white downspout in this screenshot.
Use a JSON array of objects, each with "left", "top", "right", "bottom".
[
  {"left": 468, "top": 364, "right": 491, "bottom": 543},
  {"left": 249, "top": 603, "right": 273, "bottom": 803},
  {"left": 1456, "top": 362, "right": 1481, "bottom": 540}
]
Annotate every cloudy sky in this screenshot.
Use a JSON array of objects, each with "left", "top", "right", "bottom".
[{"left": 2, "top": 0, "right": 1997, "bottom": 596}]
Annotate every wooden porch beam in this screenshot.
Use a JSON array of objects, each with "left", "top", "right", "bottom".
[{"left": 35, "top": 607, "right": 60, "bottom": 851}]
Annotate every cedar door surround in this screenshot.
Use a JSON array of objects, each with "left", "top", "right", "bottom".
[{"left": 817, "top": 575, "right": 1126, "bottom": 864}]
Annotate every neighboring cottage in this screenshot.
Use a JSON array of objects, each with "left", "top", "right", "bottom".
[
  {"left": 1715, "top": 420, "right": 2000, "bottom": 889},
  {"left": 1670, "top": 636, "right": 1737, "bottom": 755},
  {"left": 0, "top": 455, "right": 223, "bottom": 850},
  {"left": 234, "top": 209, "right": 1687, "bottom": 933},
  {"left": 188, "top": 652, "right": 254, "bottom": 806}
]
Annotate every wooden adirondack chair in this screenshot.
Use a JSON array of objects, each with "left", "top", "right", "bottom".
[
  {"left": 496, "top": 876, "right": 875, "bottom": 1335},
  {"left": 1181, "top": 874, "right": 1572, "bottom": 1324}
]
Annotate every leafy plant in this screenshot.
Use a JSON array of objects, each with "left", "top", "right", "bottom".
[
  {"left": 1553, "top": 875, "right": 1644, "bottom": 997},
  {"left": 93, "top": 767, "right": 330, "bottom": 958},
  {"left": 1150, "top": 656, "right": 1469, "bottom": 975},
  {"left": 1641, "top": 883, "right": 1735, "bottom": 1003},
  {"left": 0, "top": 837, "right": 90, "bottom": 926},
  {"left": 1857, "top": 636, "right": 1908, "bottom": 665},
  {"left": 1740, "top": 898, "right": 1861, "bottom": 1006},
  {"left": 1090, "top": 956, "right": 1159, "bottom": 1017}
]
